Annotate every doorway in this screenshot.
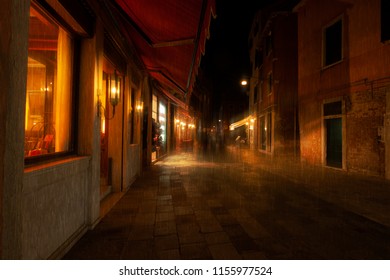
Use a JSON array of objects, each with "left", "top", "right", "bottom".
[
  {"left": 325, "top": 118, "right": 342, "bottom": 168},
  {"left": 324, "top": 100, "right": 343, "bottom": 168}
]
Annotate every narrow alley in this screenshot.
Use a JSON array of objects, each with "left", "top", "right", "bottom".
[{"left": 64, "top": 147, "right": 390, "bottom": 260}]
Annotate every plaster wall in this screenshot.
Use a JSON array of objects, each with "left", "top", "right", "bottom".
[
  {"left": 22, "top": 157, "right": 90, "bottom": 259},
  {"left": 77, "top": 19, "right": 104, "bottom": 226},
  {"left": 0, "top": 0, "right": 30, "bottom": 259}
]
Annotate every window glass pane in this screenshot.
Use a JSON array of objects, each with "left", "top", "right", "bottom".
[
  {"left": 381, "top": 0, "right": 390, "bottom": 42},
  {"left": 25, "top": 6, "right": 74, "bottom": 158},
  {"left": 324, "top": 101, "right": 342, "bottom": 116},
  {"left": 267, "top": 112, "right": 272, "bottom": 151},
  {"left": 324, "top": 19, "right": 342, "bottom": 66},
  {"left": 260, "top": 116, "right": 266, "bottom": 150},
  {"left": 158, "top": 102, "right": 167, "bottom": 153},
  {"left": 267, "top": 72, "right": 273, "bottom": 94},
  {"left": 152, "top": 95, "right": 158, "bottom": 121}
]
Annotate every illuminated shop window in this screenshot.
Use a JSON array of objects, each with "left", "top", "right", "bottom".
[
  {"left": 158, "top": 102, "right": 166, "bottom": 144},
  {"left": 152, "top": 94, "right": 158, "bottom": 121},
  {"left": 25, "top": 5, "right": 74, "bottom": 158}
]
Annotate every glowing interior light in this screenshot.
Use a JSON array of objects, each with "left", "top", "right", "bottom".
[{"left": 101, "top": 118, "right": 106, "bottom": 134}]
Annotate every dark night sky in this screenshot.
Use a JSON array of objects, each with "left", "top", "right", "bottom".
[{"left": 200, "top": 0, "right": 273, "bottom": 122}]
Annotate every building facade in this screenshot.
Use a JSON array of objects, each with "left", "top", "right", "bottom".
[
  {"left": 248, "top": 3, "right": 299, "bottom": 156},
  {"left": 295, "top": 0, "right": 390, "bottom": 177},
  {"left": 1, "top": 0, "right": 146, "bottom": 260},
  {"left": 0, "top": 0, "right": 214, "bottom": 259}
]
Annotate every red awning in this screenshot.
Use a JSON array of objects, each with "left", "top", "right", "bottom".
[{"left": 113, "top": 0, "right": 216, "bottom": 104}]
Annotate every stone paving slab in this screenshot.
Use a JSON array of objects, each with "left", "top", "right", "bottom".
[{"left": 64, "top": 148, "right": 390, "bottom": 260}]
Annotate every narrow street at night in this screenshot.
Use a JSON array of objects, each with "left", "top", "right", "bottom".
[
  {"left": 64, "top": 146, "right": 390, "bottom": 260},
  {"left": 4, "top": 1, "right": 390, "bottom": 275}
]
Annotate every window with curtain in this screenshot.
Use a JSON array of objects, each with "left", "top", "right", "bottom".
[{"left": 25, "top": 5, "right": 75, "bottom": 159}]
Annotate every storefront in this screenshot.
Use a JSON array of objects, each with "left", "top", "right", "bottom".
[
  {"left": 151, "top": 94, "right": 168, "bottom": 161},
  {"left": 24, "top": 3, "right": 77, "bottom": 160},
  {"left": 0, "top": 0, "right": 215, "bottom": 259},
  {"left": 1, "top": 0, "right": 145, "bottom": 259}
]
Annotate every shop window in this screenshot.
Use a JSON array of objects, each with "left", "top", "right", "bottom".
[
  {"left": 151, "top": 95, "right": 158, "bottom": 161},
  {"left": 323, "top": 18, "right": 343, "bottom": 67},
  {"left": 152, "top": 94, "right": 158, "bottom": 121},
  {"left": 25, "top": 5, "right": 75, "bottom": 159},
  {"left": 158, "top": 102, "right": 167, "bottom": 153}
]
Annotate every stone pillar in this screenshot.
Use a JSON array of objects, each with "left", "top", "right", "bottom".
[
  {"left": 77, "top": 19, "right": 104, "bottom": 227},
  {"left": 0, "top": 0, "right": 30, "bottom": 259}
]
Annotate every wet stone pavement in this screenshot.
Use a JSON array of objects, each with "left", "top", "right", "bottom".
[{"left": 63, "top": 147, "right": 390, "bottom": 260}]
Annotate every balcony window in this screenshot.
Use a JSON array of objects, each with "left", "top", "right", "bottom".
[{"left": 25, "top": 5, "right": 75, "bottom": 159}]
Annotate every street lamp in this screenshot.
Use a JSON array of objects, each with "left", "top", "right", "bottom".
[{"left": 240, "top": 79, "right": 248, "bottom": 86}]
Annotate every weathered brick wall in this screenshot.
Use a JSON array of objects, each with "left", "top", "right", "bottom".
[
  {"left": 346, "top": 89, "right": 386, "bottom": 175},
  {"left": 296, "top": 0, "right": 389, "bottom": 176}
]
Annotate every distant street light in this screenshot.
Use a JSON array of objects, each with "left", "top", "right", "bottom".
[{"left": 240, "top": 80, "right": 248, "bottom": 86}]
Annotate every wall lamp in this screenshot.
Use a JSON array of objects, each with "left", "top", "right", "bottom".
[
  {"left": 98, "top": 70, "right": 120, "bottom": 120},
  {"left": 135, "top": 100, "right": 144, "bottom": 112}
]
